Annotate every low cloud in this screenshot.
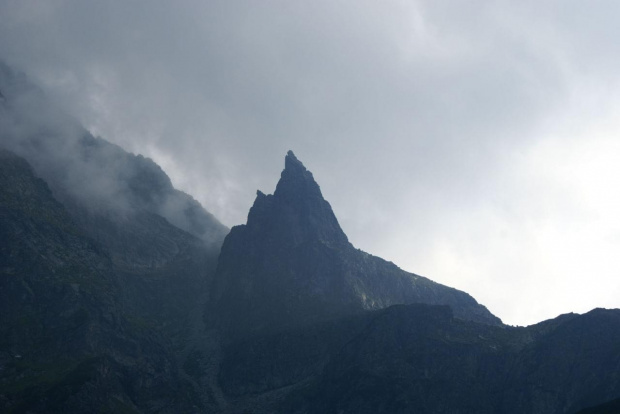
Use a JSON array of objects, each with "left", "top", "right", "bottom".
[{"left": 0, "top": 63, "right": 227, "bottom": 248}]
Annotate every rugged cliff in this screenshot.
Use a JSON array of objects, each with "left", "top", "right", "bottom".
[{"left": 211, "top": 151, "right": 499, "bottom": 339}]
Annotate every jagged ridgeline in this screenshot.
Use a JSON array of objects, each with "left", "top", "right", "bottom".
[
  {"left": 2, "top": 61, "right": 620, "bottom": 414},
  {"left": 210, "top": 150, "right": 500, "bottom": 338},
  {"left": 0, "top": 62, "right": 227, "bottom": 252}
]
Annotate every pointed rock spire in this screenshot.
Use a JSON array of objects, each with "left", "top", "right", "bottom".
[
  {"left": 211, "top": 150, "right": 501, "bottom": 339},
  {"left": 284, "top": 150, "right": 304, "bottom": 170},
  {"left": 246, "top": 151, "right": 349, "bottom": 247},
  {"left": 274, "top": 150, "right": 322, "bottom": 201}
]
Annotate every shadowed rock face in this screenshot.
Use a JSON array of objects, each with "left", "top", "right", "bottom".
[
  {"left": 221, "top": 305, "right": 620, "bottom": 414},
  {"left": 211, "top": 151, "right": 500, "bottom": 339},
  {"left": 0, "top": 65, "right": 232, "bottom": 412},
  {"left": 306, "top": 307, "right": 620, "bottom": 414},
  {"left": 260, "top": 150, "right": 351, "bottom": 248},
  {"left": 0, "top": 150, "right": 204, "bottom": 413}
]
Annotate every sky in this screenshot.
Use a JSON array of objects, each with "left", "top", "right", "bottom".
[{"left": 1, "top": 0, "right": 620, "bottom": 326}]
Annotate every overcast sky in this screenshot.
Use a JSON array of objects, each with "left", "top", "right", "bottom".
[{"left": 2, "top": 0, "right": 620, "bottom": 326}]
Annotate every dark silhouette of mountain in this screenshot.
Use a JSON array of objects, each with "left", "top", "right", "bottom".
[
  {"left": 1, "top": 61, "right": 619, "bottom": 413},
  {"left": 0, "top": 149, "right": 207, "bottom": 413},
  {"left": 218, "top": 305, "right": 620, "bottom": 414},
  {"left": 3, "top": 143, "right": 620, "bottom": 414},
  {"left": 1, "top": 64, "right": 228, "bottom": 412},
  {"left": 302, "top": 306, "right": 620, "bottom": 413},
  {"left": 211, "top": 151, "right": 500, "bottom": 338}
]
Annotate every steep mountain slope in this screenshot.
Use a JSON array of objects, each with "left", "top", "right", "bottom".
[
  {"left": 0, "top": 61, "right": 228, "bottom": 251},
  {"left": 208, "top": 151, "right": 619, "bottom": 414},
  {"left": 2, "top": 61, "right": 619, "bottom": 414},
  {"left": 0, "top": 63, "right": 228, "bottom": 413},
  {"left": 211, "top": 151, "right": 499, "bottom": 338},
  {"left": 0, "top": 150, "right": 203, "bottom": 413}
]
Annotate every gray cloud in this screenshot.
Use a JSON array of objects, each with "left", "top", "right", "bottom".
[
  {"left": 0, "top": 62, "right": 227, "bottom": 249},
  {"left": 1, "top": 0, "right": 620, "bottom": 325}
]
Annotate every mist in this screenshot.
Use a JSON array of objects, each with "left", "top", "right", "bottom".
[{"left": 0, "top": 62, "right": 227, "bottom": 249}]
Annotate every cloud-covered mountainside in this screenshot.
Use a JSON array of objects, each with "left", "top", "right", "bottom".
[
  {"left": 1, "top": 63, "right": 620, "bottom": 413},
  {"left": 0, "top": 62, "right": 228, "bottom": 250}
]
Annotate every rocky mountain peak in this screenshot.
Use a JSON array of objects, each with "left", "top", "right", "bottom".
[
  {"left": 211, "top": 151, "right": 501, "bottom": 339},
  {"left": 284, "top": 149, "right": 303, "bottom": 170},
  {"left": 274, "top": 150, "right": 323, "bottom": 202},
  {"left": 246, "top": 151, "right": 349, "bottom": 247}
]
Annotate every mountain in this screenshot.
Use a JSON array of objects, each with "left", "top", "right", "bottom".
[
  {"left": 2, "top": 62, "right": 620, "bottom": 413},
  {"left": 206, "top": 152, "right": 620, "bottom": 413},
  {"left": 1, "top": 64, "right": 228, "bottom": 412},
  {"left": 211, "top": 150, "right": 499, "bottom": 338},
  {"left": 0, "top": 61, "right": 228, "bottom": 253},
  {"left": 296, "top": 306, "right": 620, "bottom": 414},
  {"left": 0, "top": 149, "right": 205, "bottom": 413}
]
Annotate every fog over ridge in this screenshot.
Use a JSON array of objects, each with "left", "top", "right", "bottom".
[{"left": 0, "top": 62, "right": 228, "bottom": 248}]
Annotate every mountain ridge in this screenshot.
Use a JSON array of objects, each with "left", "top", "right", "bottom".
[
  {"left": 2, "top": 61, "right": 619, "bottom": 413},
  {"left": 3, "top": 139, "right": 620, "bottom": 414},
  {"left": 211, "top": 150, "right": 500, "bottom": 339}
]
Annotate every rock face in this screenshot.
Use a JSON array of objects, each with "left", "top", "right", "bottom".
[
  {"left": 0, "top": 64, "right": 229, "bottom": 412},
  {"left": 2, "top": 147, "right": 620, "bottom": 414},
  {"left": 222, "top": 305, "right": 620, "bottom": 414},
  {"left": 208, "top": 152, "right": 620, "bottom": 414},
  {"left": 211, "top": 151, "right": 500, "bottom": 338},
  {"left": 301, "top": 306, "right": 620, "bottom": 414},
  {"left": 2, "top": 63, "right": 620, "bottom": 414},
  {"left": 0, "top": 150, "right": 203, "bottom": 413}
]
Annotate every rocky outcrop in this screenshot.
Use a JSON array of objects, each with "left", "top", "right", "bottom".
[
  {"left": 211, "top": 151, "right": 499, "bottom": 339},
  {"left": 0, "top": 64, "right": 232, "bottom": 412}
]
